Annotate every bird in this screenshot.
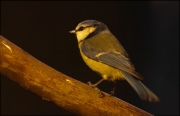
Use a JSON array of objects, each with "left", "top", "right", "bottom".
[{"left": 69, "top": 20, "right": 159, "bottom": 102}]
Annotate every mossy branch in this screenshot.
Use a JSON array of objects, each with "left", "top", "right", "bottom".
[{"left": 0, "top": 35, "right": 153, "bottom": 116}]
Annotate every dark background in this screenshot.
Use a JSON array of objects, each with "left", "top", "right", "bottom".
[{"left": 1, "top": 1, "right": 179, "bottom": 115}]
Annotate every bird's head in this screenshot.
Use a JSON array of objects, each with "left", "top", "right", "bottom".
[{"left": 70, "top": 20, "right": 108, "bottom": 43}]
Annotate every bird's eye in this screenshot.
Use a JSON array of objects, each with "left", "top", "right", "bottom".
[{"left": 79, "top": 26, "right": 84, "bottom": 31}]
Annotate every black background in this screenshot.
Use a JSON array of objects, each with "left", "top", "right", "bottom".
[{"left": 1, "top": 1, "right": 179, "bottom": 115}]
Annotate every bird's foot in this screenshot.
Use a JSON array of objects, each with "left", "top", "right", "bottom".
[
  {"left": 110, "top": 91, "right": 115, "bottom": 96},
  {"left": 109, "top": 84, "right": 116, "bottom": 96},
  {"left": 98, "top": 90, "right": 105, "bottom": 98},
  {"left": 87, "top": 81, "right": 105, "bottom": 98},
  {"left": 87, "top": 81, "right": 95, "bottom": 87}
]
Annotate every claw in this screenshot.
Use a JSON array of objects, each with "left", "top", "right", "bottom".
[
  {"left": 87, "top": 81, "right": 105, "bottom": 98},
  {"left": 87, "top": 81, "right": 93, "bottom": 87},
  {"left": 110, "top": 91, "right": 115, "bottom": 96},
  {"left": 98, "top": 91, "right": 105, "bottom": 98}
]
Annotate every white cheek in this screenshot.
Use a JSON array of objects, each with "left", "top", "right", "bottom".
[
  {"left": 76, "top": 27, "right": 96, "bottom": 43},
  {"left": 76, "top": 31, "right": 89, "bottom": 43}
]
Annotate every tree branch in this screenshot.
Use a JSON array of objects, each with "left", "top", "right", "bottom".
[{"left": 0, "top": 35, "right": 153, "bottom": 116}]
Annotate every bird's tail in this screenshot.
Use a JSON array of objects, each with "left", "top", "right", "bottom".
[{"left": 121, "top": 71, "right": 160, "bottom": 102}]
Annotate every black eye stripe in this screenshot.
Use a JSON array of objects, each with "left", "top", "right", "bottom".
[
  {"left": 77, "top": 26, "right": 94, "bottom": 31},
  {"left": 79, "top": 26, "right": 84, "bottom": 31}
]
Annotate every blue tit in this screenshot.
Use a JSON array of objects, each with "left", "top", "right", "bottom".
[{"left": 70, "top": 20, "right": 159, "bottom": 102}]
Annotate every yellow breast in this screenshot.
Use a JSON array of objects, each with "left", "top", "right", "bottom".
[{"left": 78, "top": 42, "right": 125, "bottom": 81}]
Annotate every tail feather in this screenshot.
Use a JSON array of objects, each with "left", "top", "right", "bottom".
[{"left": 121, "top": 71, "right": 159, "bottom": 102}]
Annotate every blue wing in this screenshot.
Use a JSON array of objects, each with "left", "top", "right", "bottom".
[
  {"left": 97, "top": 52, "right": 143, "bottom": 79},
  {"left": 80, "top": 32, "right": 143, "bottom": 80},
  {"left": 80, "top": 32, "right": 160, "bottom": 101}
]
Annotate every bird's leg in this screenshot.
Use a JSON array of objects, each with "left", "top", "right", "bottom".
[
  {"left": 110, "top": 82, "right": 116, "bottom": 96},
  {"left": 87, "top": 78, "right": 104, "bottom": 87},
  {"left": 87, "top": 79, "right": 105, "bottom": 98}
]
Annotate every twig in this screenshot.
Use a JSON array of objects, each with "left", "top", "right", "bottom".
[{"left": 0, "top": 35, "right": 153, "bottom": 116}]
